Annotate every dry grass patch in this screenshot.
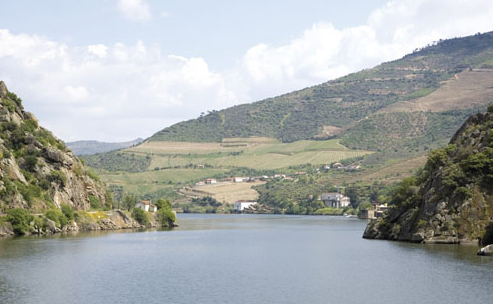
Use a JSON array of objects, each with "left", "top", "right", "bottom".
[
  {"left": 379, "top": 69, "right": 493, "bottom": 114},
  {"left": 191, "top": 181, "right": 265, "bottom": 204}
]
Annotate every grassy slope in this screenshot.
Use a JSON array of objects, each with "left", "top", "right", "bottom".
[
  {"left": 148, "top": 32, "right": 493, "bottom": 144},
  {"left": 125, "top": 139, "right": 371, "bottom": 170}
]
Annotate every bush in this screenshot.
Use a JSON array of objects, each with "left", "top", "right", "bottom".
[
  {"left": 89, "top": 195, "right": 101, "bottom": 209},
  {"left": 132, "top": 208, "right": 149, "bottom": 226},
  {"left": 47, "top": 170, "right": 67, "bottom": 187},
  {"left": 44, "top": 209, "right": 68, "bottom": 228},
  {"left": 23, "top": 155, "right": 38, "bottom": 172},
  {"left": 6, "top": 208, "right": 33, "bottom": 235},
  {"left": 60, "top": 203, "right": 74, "bottom": 220}
]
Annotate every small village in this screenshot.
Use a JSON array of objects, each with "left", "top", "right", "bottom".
[{"left": 185, "top": 161, "right": 370, "bottom": 214}]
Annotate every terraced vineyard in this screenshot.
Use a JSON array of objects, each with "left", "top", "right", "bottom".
[
  {"left": 87, "top": 138, "right": 373, "bottom": 201},
  {"left": 124, "top": 138, "right": 372, "bottom": 170}
]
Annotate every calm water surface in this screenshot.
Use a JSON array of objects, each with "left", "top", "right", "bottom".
[{"left": 0, "top": 214, "right": 492, "bottom": 304}]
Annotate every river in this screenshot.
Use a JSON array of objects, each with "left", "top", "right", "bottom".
[{"left": 0, "top": 214, "right": 492, "bottom": 304}]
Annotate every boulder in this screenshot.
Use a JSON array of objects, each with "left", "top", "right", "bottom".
[
  {"left": 45, "top": 218, "right": 62, "bottom": 234},
  {"left": 477, "top": 244, "right": 493, "bottom": 256},
  {"left": 2, "top": 157, "right": 27, "bottom": 184},
  {"left": 43, "top": 147, "right": 74, "bottom": 167}
]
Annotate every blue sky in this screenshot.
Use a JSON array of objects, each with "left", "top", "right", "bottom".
[{"left": 1, "top": 0, "right": 492, "bottom": 142}]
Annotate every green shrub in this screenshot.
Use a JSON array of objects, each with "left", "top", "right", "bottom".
[
  {"left": 44, "top": 209, "right": 68, "bottom": 228},
  {"left": 21, "top": 119, "right": 38, "bottom": 133},
  {"left": 6, "top": 208, "right": 33, "bottom": 235},
  {"left": 23, "top": 155, "right": 38, "bottom": 172},
  {"left": 47, "top": 170, "right": 67, "bottom": 187},
  {"left": 60, "top": 203, "right": 74, "bottom": 220},
  {"left": 132, "top": 208, "right": 149, "bottom": 226},
  {"left": 89, "top": 195, "right": 101, "bottom": 209},
  {"left": 0, "top": 177, "right": 16, "bottom": 198},
  {"left": 2, "top": 98, "right": 16, "bottom": 112},
  {"left": 86, "top": 169, "right": 100, "bottom": 181},
  {"left": 6, "top": 91, "right": 23, "bottom": 108}
]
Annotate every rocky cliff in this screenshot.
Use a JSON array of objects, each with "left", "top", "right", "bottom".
[
  {"left": 364, "top": 107, "right": 493, "bottom": 244},
  {"left": 0, "top": 81, "right": 109, "bottom": 213}
]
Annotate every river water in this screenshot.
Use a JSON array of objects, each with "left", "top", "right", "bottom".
[{"left": 0, "top": 214, "right": 492, "bottom": 304}]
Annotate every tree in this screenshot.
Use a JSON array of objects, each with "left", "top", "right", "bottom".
[
  {"left": 157, "top": 208, "right": 176, "bottom": 227},
  {"left": 123, "top": 195, "right": 136, "bottom": 211},
  {"left": 155, "top": 198, "right": 172, "bottom": 210}
]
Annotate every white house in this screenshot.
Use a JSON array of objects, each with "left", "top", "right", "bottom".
[
  {"left": 234, "top": 177, "right": 247, "bottom": 183},
  {"left": 206, "top": 178, "right": 217, "bottom": 184},
  {"left": 321, "top": 193, "right": 350, "bottom": 208},
  {"left": 135, "top": 200, "right": 158, "bottom": 212},
  {"left": 234, "top": 200, "right": 257, "bottom": 212}
]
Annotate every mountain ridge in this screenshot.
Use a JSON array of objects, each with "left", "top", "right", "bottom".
[
  {"left": 66, "top": 138, "right": 143, "bottom": 156},
  {"left": 147, "top": 31, "right": 493, "bottom": 146}
]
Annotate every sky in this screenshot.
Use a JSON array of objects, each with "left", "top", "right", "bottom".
[{"left": 0, "top": 0, "right": 493, "bottom": 142}]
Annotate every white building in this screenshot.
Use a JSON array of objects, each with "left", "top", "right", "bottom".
[
  {"left": 206, "top": 178, "right": 217, "bottom": 184},
  {"left": 234, "top": 201, "right": 257, "bottom": 212},
  {"left": 135, "top": 200, "right": 158, "bottom": 212},
  {"left": 234, "top": 177, "right": 247, "bottom": 183},
  {"left": 321, "top": 193, "right": 350, "bottom": 208}
]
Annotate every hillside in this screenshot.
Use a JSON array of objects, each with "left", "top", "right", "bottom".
[
  {"left": 364, "top": 107, "right": 493, "bottom": 244},
  {"left": 84, "top": 31, "right": 493, "bottom": 210},
  {"left": 0, "top": 81, "right": 109, "bottom": 213},
  {"left": 66, "top": 138, "right": 143, "bottom": 156},
  {"left": 149, "top": 32, "right": 493, "bottom": 147}
]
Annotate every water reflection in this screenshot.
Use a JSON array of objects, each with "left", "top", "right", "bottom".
[{"left": 0, "top": 214, "right": 492, "bottom": 304}]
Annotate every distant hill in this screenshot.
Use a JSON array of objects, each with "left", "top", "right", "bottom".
[
  {"left": 364, "top": 106, "right": 493, "bottom": 245},
  {"left": 148, "top": 32, "right": 493, "bottom": 155},
  {"left": 67, "top": 138, "right": 143, "bottom": 155}
]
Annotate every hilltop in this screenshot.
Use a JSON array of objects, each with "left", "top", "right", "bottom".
[
  {"left": 149, "top": 32, "right": 493, "bottom": 150},
  {"left": 364, "top": 107, "right": 493, "bottom": 244}
]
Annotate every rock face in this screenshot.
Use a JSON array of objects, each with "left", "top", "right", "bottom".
[
  {"left": 364, "top": 109, "right": 493, "bottom": 244},
  {"left": 0, "top": 81, "right": 109, "bottom": 213}
]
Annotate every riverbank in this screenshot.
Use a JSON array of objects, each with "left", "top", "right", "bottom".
[{"left": 0, "top": 209, "right": 177, "bottom": 237}]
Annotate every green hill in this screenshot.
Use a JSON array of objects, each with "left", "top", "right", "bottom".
[
  {"left": 84, "top": 31, "right": 493, "bottom": 210},
  {"left": 149, "top": 32, "right": 493, "bottom": 146}
]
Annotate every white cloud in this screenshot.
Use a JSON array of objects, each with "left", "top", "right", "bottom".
[
  {"left": 117, "top": 0, "right": 151, "bottom": 22},
  {"left": 239, "top": 0, "right": 493, "bottom": 101},
  {"left": 88, "top": 44, "right": 108, "bottom": 58},
  {"left": 1, "top": 0, "right": 493, "bottom": 142},
  {"left": 0, "top": 29, "right": 237, "bottom": 141}
]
